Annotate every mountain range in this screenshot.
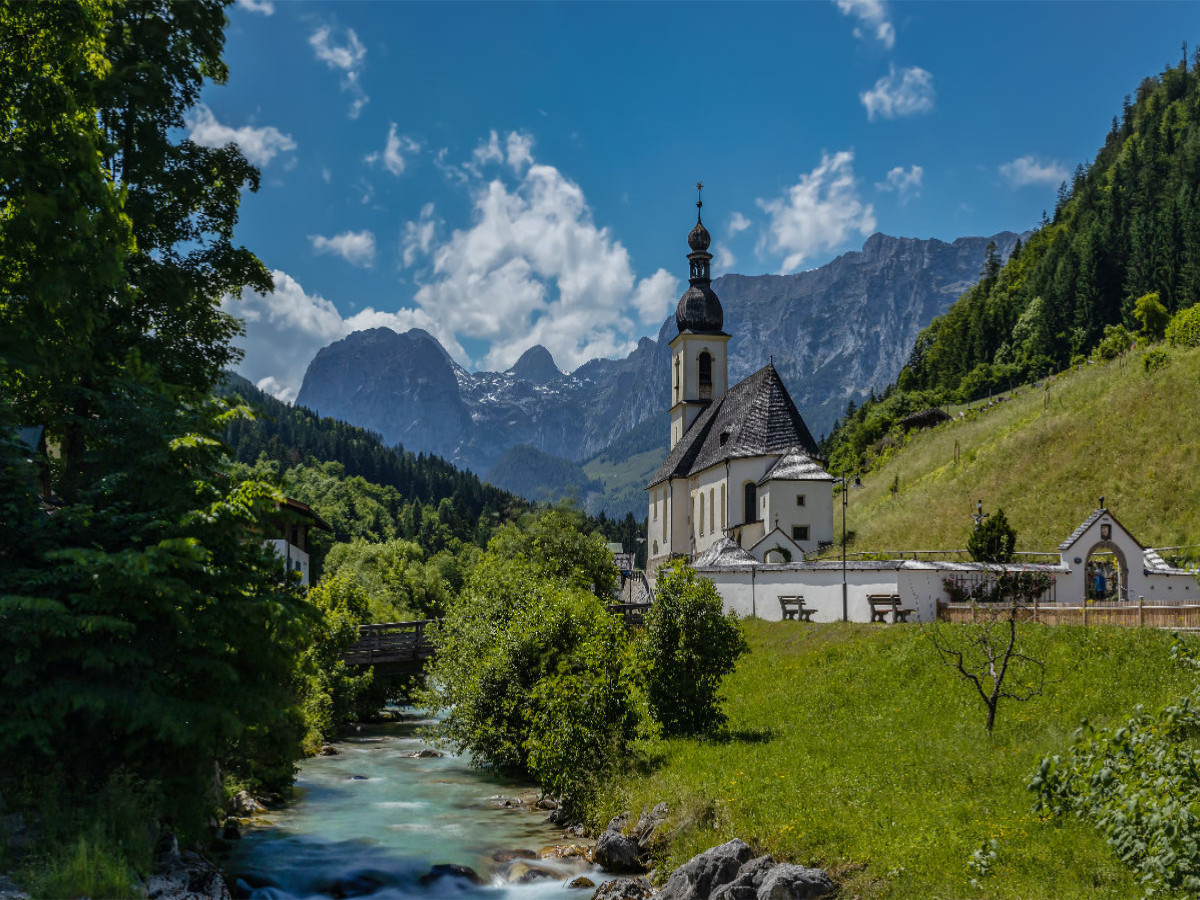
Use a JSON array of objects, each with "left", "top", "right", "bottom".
[{"left": 294, "top": 230, "right": 1024, "bottom": 515}]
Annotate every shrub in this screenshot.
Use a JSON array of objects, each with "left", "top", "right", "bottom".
[
  {"left": 1143, "top": 347, "right": 1170, "bottom": 374},
  {"left": 640, "top": 561, "right": 749, "bottom": 736},
  {"left": 1166, "top": 303, "right": 1200, "bottom": 348},
  {"left": 967, "top": 508, "right": 1017, "bottom": 563},
  {"left": 422, "top": 545, "right": 641, "bottom": 814},
  {"left": 1093, "top": 323, "right": 1134, "bottom": 361},
  {"left": 1132, "top": 291, "right": 1169, "bottom": 340}
]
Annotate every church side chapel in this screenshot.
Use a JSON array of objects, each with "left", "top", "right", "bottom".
[{"left": 645, "top": 188, "right": 835, "bottom": 579}]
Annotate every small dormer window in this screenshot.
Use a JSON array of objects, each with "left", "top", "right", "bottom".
[{"left": 719, "top": 431, "right": 729, "bottom": 446}]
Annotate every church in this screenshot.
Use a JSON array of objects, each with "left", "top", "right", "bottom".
[{"left": 645, "top": 191, "right": 835, "bottom": 578}]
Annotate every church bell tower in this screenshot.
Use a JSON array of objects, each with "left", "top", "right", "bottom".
[{"left": 669, "top": 184, "right": 730, "bottom": 449}]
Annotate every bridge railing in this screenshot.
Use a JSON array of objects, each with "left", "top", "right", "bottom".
[{"left": 343, "top": 619, "right": 438, "bottom": 666}]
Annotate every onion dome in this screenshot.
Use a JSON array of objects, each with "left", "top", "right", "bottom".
[
  {"left": 676, "top": 283, "right": 723, "bottom": 332},
  {"left": 675, "top": 182, "right": 724, "bottom": 334}
]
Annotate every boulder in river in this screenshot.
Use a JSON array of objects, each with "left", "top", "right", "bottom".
[
  {"left": 506, "top": 862, "right": 559, "bottom": 884},
  {"left": 408, "top": 748, "right": 444, "bottom": 758},
  {"left": 569, "top": 876, "right": 596, "bottom": 889},
  {"left": 491, "top": 849, "right": 537, "bottom": 863},
  {"left": 591, "top": 876, "right": 654, "bottom": 900},
  {"left": 232, "top": 791, "right": 266, "bottom": 815},
  {"left": 418, "top": 864, "right": 485, "bottom": 887},
  {"left": 594, "top": 804, "right": 670, "bottom": 872},
  {"left": 593, "top": 827, "right": 641, "bottom": 872},
  {"left": 657, "top": 838, "right": 754, "bottom": 900},
  {"left": 318, "top": 744, "right": 340, "bottom": 756}
]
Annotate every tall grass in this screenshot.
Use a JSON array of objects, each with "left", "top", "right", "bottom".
[
  {"left": 839, "top": 344, "right": 1200, "bottom": 554},
  {"left": 600, "top": 621, "right": 1199, "bottom": 899}
]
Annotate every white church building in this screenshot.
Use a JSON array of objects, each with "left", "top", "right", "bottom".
[
  {"left": 644, "top": 195, "right": 1198, "bottom": 623},
  {"left": 645, "top": 189, "right": 836, "bottom": 575}
]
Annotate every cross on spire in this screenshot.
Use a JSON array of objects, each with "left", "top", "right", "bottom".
[{"left": 696, "top": 181, "right": 703, "bottom": 220}]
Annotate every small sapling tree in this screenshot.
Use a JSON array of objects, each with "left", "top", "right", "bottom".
[
  {"left": 640, "top": 561, "right": 748, "bottom": 736},
  {"left": 968, "top": 508, "right": 1017, "bottom": 563},
  {"left": 928, "top": 571, "right": 1053, "bottom": 733}
]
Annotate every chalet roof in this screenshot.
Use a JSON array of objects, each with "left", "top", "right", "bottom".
[
  {"left": 647, "top": 364, "right": 820, "bottom": 488},
  {"left": 280, "top": 497, "right": 333, "bottom": 532},
  {"left": 1057, "top": 508, "right": 1142, "bottom": 552},
  {"left": 758, "top": 447, "right": 832, "bottom": 484}
]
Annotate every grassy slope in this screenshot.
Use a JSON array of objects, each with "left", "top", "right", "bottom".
[
  {"left": 841, "top": 344, "right": 1200, "bottom": 554},
  {"left": 603, "top": 621, "right": 1198, "bottom": 899}
]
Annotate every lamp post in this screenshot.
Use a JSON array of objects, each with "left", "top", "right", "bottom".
[{"left": 835, "top": 474, "right": 862, "bottom": 621}]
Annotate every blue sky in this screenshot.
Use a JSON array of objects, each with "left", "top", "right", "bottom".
[{"left": 208, "top": 0, "right": 1199, "bottom": 400}]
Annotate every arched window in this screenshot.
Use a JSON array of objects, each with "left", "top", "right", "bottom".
[
  {"left": 673, "top": 357, "right": 680, "bottom": 402},
  {"left": 652, "top": 540, "right": 659, "bottom": 557},
  {"left": 698, "top": 351, "right": 713, "bottom": 399},
  {"left": 743, "top": 482, "right": 757, "bottom": 524}
]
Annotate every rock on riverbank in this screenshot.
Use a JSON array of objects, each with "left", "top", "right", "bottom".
[{"left": 593, "top": 837, "right": 833, "bottom": 900}]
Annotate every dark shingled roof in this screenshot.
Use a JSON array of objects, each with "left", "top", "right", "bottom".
[{"left": 648, "top": 363, "right": 820, "bottom": 487}]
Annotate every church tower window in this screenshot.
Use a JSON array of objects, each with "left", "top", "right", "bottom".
[{"left": 698, "top": 351, "right": 712, "bottom": 399}]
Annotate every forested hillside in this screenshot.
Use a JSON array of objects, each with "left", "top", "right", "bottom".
[
  {"left": 223, "top": 373, "right": 523, "bottom": 521},
  {"left": 825, "top": 53, "right": 1200, "bottom": 473}
]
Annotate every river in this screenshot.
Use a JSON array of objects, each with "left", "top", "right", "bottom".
[{"left": 225, "top": 710, "right": 598, "bottom": 900}]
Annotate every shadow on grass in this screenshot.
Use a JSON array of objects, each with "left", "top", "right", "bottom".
[{"left": 705, "top": 726, "right": 776, "bottom": 745}]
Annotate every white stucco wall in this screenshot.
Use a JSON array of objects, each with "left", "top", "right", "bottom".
[
  {"left": 701, "top": 565, "right": 907, "bottom": 623},
  {"left": 760, "top": 479, "right": 834, "bottom": 554},
  {"left": 266, "top": 538, "right": 311, "bottom": 586}
]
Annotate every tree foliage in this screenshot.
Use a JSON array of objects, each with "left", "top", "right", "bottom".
[
  {"left": 1030, "top": 640, "right": 1200, "bottom": 895},
  {"left": 967, "top": 508, "right": 1017, "bottom": 563},
  {"left": 640, "top": 561, "right": 749, "bottom": 736},
  {"left": 421, "top": 518, "right": 641, "bottom": 813}
]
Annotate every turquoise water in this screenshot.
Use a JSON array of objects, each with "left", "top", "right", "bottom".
[{"left": 226, "top": 711, "right": 596, "bottom": 899}]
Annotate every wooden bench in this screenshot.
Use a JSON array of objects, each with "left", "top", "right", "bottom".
[
  {"left": 779, "top": 596, "right": 815, "bottom": 622},
  {"left": 867, "top": 594, "right": 915, "bottom": 624}
]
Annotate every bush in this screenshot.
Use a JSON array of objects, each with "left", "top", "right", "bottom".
[
  {"left": 640, "top": 561, "right": 749, "bottom": 736},
  {"left": 1132, "top": 291, "right": 1169, "bottom": 340},
  {"left": 1093, "top": 323, "right": 1134, "bottom": 361},
  {"left": 1143, "top": 347, "right": 1170, "bottom": 374},
  {"left": 421, "top": 532, "right": 641, "bottom": 813},
  {"left": 967, "top": 508, "right": 1017, "bottom": 563},
  {"left": 1166, "top": 303, "right": 1200, "bottom": 348}
]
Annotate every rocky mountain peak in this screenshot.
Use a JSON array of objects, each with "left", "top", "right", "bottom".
[{"left": 508, "top": 345, "right": 562, "bottom": 384}]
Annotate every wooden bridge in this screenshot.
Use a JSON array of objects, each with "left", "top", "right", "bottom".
[
  {"left": 342, "top": 602, "right": 654, "bottom": 668},
  {"left": 342, "top": 620, "right": 437, "bottom": 668}
]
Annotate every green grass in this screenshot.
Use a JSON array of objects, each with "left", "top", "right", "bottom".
[
  {"left": 838, "top": 344, "right": 1200, "bottom": 555},
  {"left": 600, "top": 621, "right": 1199, "bottom": 899}
]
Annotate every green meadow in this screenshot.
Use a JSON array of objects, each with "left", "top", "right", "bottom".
[{"left": 600, "top": 620, "right": 1199, "bottom": 899}]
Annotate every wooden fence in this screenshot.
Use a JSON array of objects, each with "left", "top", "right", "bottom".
[{"left": 941, "top": 598, "right": 1200, "bottom": 629}]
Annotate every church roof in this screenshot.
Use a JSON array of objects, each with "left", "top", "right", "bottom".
[
  {"left": 758, "top": 446, "right": 833, "bottom": 484},
  {"left": 647, "top": 363, "right": 821, "bottom": 488}
]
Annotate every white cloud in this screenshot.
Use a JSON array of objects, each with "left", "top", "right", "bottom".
[
  {"left": 834, "top": 0, "right": 895, "bottom": 48},
  {"left": 401, "top": 203, "right": 440, "bottom": 268},
  {"left": 713, "top": 242, "right": 736, "bottom": 277},
  {"left": 403, "top": 132, "right": 682, "bottom": 371},
  {"left": 875, "top": 164, "right": 923, "bottom": 202},
  {"left": 630, "top": 269, "right": 679, "bottom": 325},
  {"left": 309, "top": 25, "right": 368, "bottom": 118},
  {"left": 999, "top": 155, "right": 1069, "bottom": 187},
  {"left": 309, "top": 230, "right": 376, "bottom": 267},
  {"left": 860, "top": 65, "right": 935, "bottom": 121},
  {"left": 236, "top": 0, "right": 274, "bottom": 14},
  {"left": 756, "top": 150, "right": 877, "bottom": 274},
  {"left": 224, "top": 271, "right": 459, "bottom": 403},
  {"left": 187, "top": 105, "right": 295, "bottom": 167},
  {"left": 506, "top": 132, "right": 535, "bottom": 170},
  {"left": 366, "top": 124, "right": 420, "bottom": 175},
  {"left": 728, "top": 212, "right": 752, "bottom": 237}
]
